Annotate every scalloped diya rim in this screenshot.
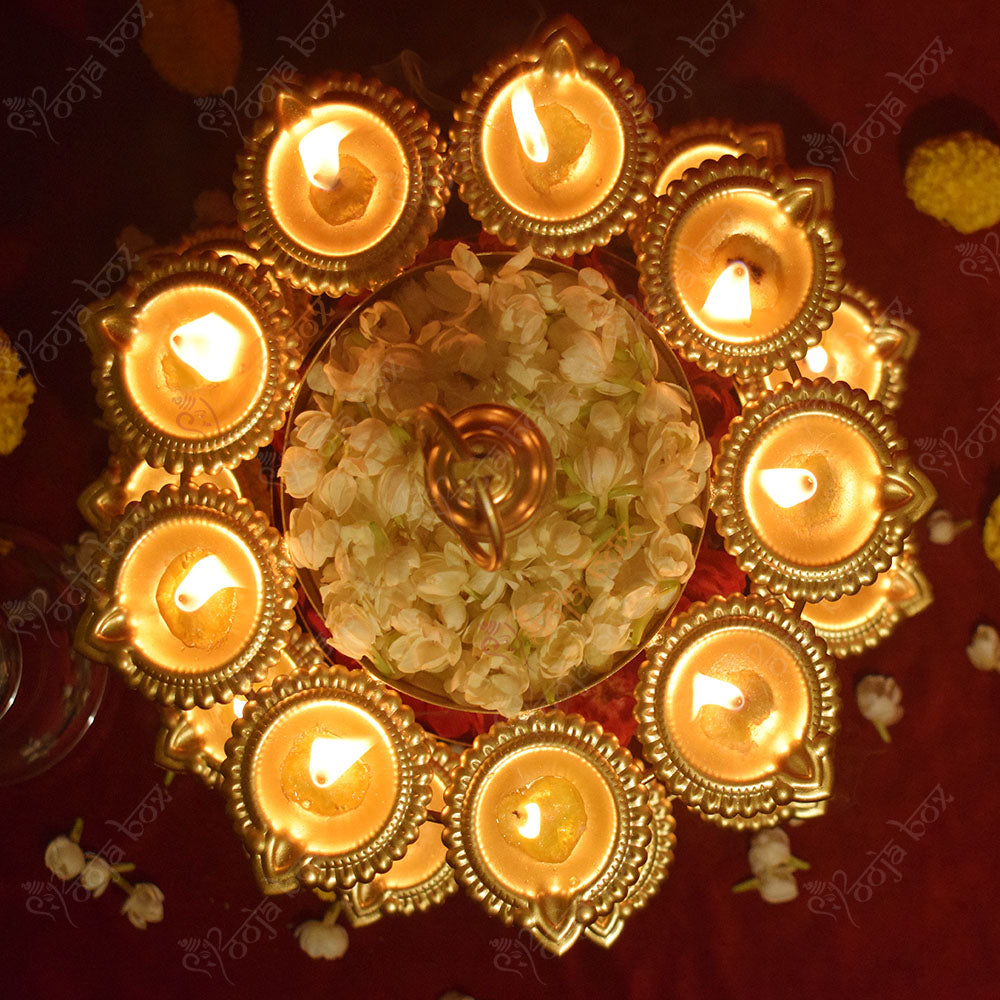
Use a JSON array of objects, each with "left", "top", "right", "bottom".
[
  {"left": 636, "top": 154, "right": 844, "bottom": 380},
  {"left": 276, "top": 250, "right": 711, "bottom": 714},
  {"left": 441, "top": 710, "right": 653, "bottom": 956},
  {"left": 222, "top": 666, "right": 433, "bottom": 895},
  {"left": 234, "top": 74, "right": 450, "bottom": 297},
  {"left": 628, "top": 118, "right": 787, "bottom": 241},
  {"left": 635, "top": 595, "right": 840, "bottom": 831},
  {"left": 760, "top": 543, "right": 933, "bottom": 658},
  {"left": 84, "top": 251, "right": 300, "bottom": 476},
  {"left": 711, "top": 379, "right": 936, "bottom": 602},
  {"left": 74, "top": 484, "right": 298, "bottom": 710},
  {"left": 736, "top": 281, "right": 920, "bottom": 413},
  {"left": 340, "top": 741, "right": 459, "bottom": 926},
  {"left": 154, "top": 628, "right": 328, "bottom": 787},
  {"left": 584, "top": 778, "right": 674, "bottom": 947},
  {"left": 449, "top": 15, "right": 660, "bottom": 257}
]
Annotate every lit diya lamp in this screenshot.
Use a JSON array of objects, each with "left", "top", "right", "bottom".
[
  {"left": 75, "top": 484, "right": 297, "bottom": 709},
  {"left": 635, "top": 596, "right": 840, "bottom": 829},
  {"left": 77, "top": 455, "right": 241, "bottom": 533},
  {"left": 637, "top": 155, "right": 843, "bottom": 379},
  {"left": 765, "top": 541, "right": 932, "bottom": 658},
  {"left": 341, "top": 742, "right": 458, "bottom": 926},
  {"left": 712, "top": 380, "right": 936, "bottom": 601},
  {"left": 85, "top": 251, "right": 298, "bottom": 475},
  {"left": 584, "top": 778, "right": 674, "bottom": 948},
  {"left": 175, "top": 226, "right": 322, "bottom": 350},
  {"left": 443, "top": 711, "right": 652, "bottom": 955},
  {"left": 450, "top": 15, "right": 658, "bottom": 256},
  {"left": 235, "top": 75, "right": 449, "bottom": 296},
  {"left": 154, "top": 629, "right": 326, "bottom": 788},
  {"left": 223, "top": 666, "right": 433, "bottom": 894},
  {"left": 737, "top": 282, "right": 919, "bottom": 411}
]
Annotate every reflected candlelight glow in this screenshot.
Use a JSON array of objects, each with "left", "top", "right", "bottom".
[
  {"left": 309, "top": 736, "right": 371, "bottom": 788},
  {"left": 691, "top": 673, "right": 745, "bottom": 717},
  {"left": 804, "top": 344, "right": 829, "bottom": 374},
  {"left": 703, "top": 262, "right": 752, "bottom": 323},
  {"left": 169, "top": 313, "right": 242, "bottom": 383},
  {"left": 759, "top": 467, "right": 818, "bottom": 509},
  {"left": 515, "top": 801, "right": 542, "bottom": 839},
  {"left": 511, "top": 83, "right": 549, "bottom": 163},
  {"left": 173, "top": 554, "right": 242, "bottom": 612},
  {"left": 298, "top": 121, "right": 350, "bottom": 190}
]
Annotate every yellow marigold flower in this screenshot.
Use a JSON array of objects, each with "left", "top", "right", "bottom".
[
  {"left": 904, "top": 131, "right": 1000, "bottom": 234},
  {"left": 0, "top": 330, "right": 36, "bottom": 455},
  {"left": 141, "top": 0, "right": 241, "bottom": 98},
  {"left": 984, "top": 494, "right": 1000, "bottom": 571}
]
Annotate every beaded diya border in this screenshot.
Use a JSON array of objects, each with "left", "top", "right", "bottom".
[
  {"left": 222, "top": 665, "right": 434, "bottom": 895},
  {"left": 584, "top": 778, "right": 675, "bottom": 947},
  {"left": 737, "top": 281, "right": 919, "bottom": 412},
  {"left": 84, "top": 251, "right": 299, "bottom": 476},
  {"left": 341, "top": 741, "right": 459, "bottom": 926},
  {"left": 712, "top": 379, "right": 936, "bottom": 602},
  {"left": 449, "top": 15, "right": 659, "bottom": 257},
  {"left": 442, "top": 711, "right": 652, "bottom": 956},
  {"left": 636, "top": 154, "right": 844, "bottom": 379},
  {"left": 760, "top": 540, "right": 933, "bottom": 658},
  {"left": 234, "top": 74, "right": 450, "bottom": 296},
  {"left": 75, "top": 484, "right": 297, "bottom": 709},
  {"left": 635, "top": 595, "right": 840, "bottom": 831},
  {"left": 154, "top": 628, "right": 327, "bottom": 788}
]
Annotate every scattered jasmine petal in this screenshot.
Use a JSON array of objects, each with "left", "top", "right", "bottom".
[
  {"left": 856, "top": 674, "right": 904, "bottom": 741},
  {"left": 967, "top": 624, "right": 1000, "bottom": 671},
  {"left": 295, "top": 919, "right": 348, "bottom": 960}
]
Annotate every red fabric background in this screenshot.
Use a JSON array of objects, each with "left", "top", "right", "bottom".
[{"left": 2, "top": 1, "right": 1000, "bottom": 998}]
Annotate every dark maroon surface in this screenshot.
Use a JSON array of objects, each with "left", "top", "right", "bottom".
[{"left": 2, "top": 1, "right": 1000, "bottom": 998}]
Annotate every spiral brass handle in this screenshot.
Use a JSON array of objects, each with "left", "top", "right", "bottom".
[{"left": 418, "top": 403, "right": 507, "bottom": 571}]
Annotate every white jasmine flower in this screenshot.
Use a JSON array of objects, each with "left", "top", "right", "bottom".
[
  {"left": 279, "top": 447, "right": 325, "bottom": 498},
  {"left": 121, "top": 882, "right": 164, "bottom": 929},
  {"left": 927, "top": 509, "right": 971, "bottom": 544},
  {"left": 44, "top": 835, "right": 85, "bottom": 880},
  {"left": 80, "top": 856, "right": 113, "bottom": 897},
  {"left": 967, "top": 624, "right": 1000, "bottom": 671},
  {"left": 748, "top": 828, "right": 791, "bottom": 878},
  {"left": 359, "top": 299, "right": 410, "bottom": 343},
  {"left": 327, "top": 605, "right": 380, "bottom": 661},
  {"left": 295, "top": 919, "right": 348, "bottom": 960},
  {"left": 856, "top": 674, "right": 904, "bottom": 742},
  {"left": 758, "top": 869, "right": 798, "bottom": 904}
]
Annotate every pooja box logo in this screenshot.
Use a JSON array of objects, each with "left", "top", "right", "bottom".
[{"left": 805, "top": 783, "right": 952, "bottom": 925}]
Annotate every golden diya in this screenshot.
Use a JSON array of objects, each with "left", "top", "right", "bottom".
[
  {"left": 222, "top": 665, "right": 433, "bottom": 894},
  {"left": 765, "top": 541, "right": 932, "bottom": 658},
  {"left": 712, "top": 380, "right": 936, "bottom": 602},
  {"left": 84, "top": 250, "right": 299, "bottom": 475},
  {"left": 651, "top": 120, "right": 786, "bottom": 197},
  {"left": 628, "top": 118, "right": 786, "bottom": 242},
  {"left": 442, "top": 711, "right": 654, "bottom": 955},
  {"left": 635, "top": 596, "right": 840, "bottom": 830},
  {"left": 154, "top": 629, "right": 326, "bottom": 787},
  {"left": 76, "top": 484, "right": 297, "bottom": 709},
  {"left": 637, "top": 155, "right": 843, "bottom": 379},
  {"left": 77, "top": 455, "right": 242, "bottom": 534},
  {"left": 234, "top": 74, "right": 449, "bottom": 296},
  {"left": 341, "top": 742, "right": 458, "bottom": 926},
  {"left": 584, "top": 778, "right": 675, "bottom": 948},
  {"left": 450, "top": 15, "right": 659, "bottom": 256},
  {"left": 738, "top": 282, "right": 919, "bottom": 411}
]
